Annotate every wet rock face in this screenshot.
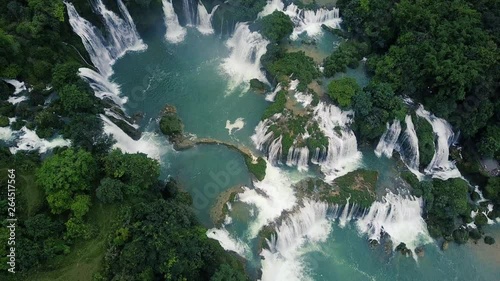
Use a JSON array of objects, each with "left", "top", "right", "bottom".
[
  {"left": 415, "top": 246, "right": 425, "bottom": 257},
  {"left": 441, "top": 241, "right": 449, "bottom": 251}
]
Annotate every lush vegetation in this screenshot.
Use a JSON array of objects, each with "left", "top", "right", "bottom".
[
  {"left": 261, "top": 89, "right": 287, "bottom": 120},
  {"left": 323, "top": 40, "right": 369, "bottom": 77},
  {"left": 259, "top": 11, "right": 293, "bottom": 43},
  {"left": 337, "top": 0, "right": 499, "bottom": 158},
  {"left": 265, "top": 51, "right": 320, "bottom": 91},
  {"left": 327, "top": 77, "right": 361, "bottom": 108},
  {"left": 244, "top": 156, "right": 267, "bottom": 181},
  {"left": 414, "top": 115, "right": 435, "bottom": 168}
]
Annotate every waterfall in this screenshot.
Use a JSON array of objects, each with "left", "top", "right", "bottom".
[
  {"left": 260, "top": 200, "right": 331, "bottom": 281},
  {"left": 65, "top": 0, "right": 146, "bottom": 78},
  {"left": 258, "top": 0, "right": 285, "bottom": 17},
  {"left": 268, "top": 136, "right": 283, "bottom": 165},
  {"left": 162, "top": 0, "right": 187, "bottom": 43},
  {"left": 266, "top": 83, "right": 282, "bottom": 102},
  {"left": 196, "top": 1, "right": 219, "bottom": 35},
  {"left": 355, "top": 192, "right": 432, "bottom": 258},
  {"left": 101, "top": 115, "right": 168, "bottom": 160},
  {"left": 375, "top": 119, "right": 402, "bottom": 158},
  {"left": 416, "top": 105, "right": 461, "bottom": 180},
  {"left": 206, "top": 228, "right": 249, "bottom": 257},
  {"left": 251, "top": 119, "right": 275, "bottom": 150},
  {"left": 182, "top": 0, "right": 197, "bottom": 26},
  {"left": 294, "top": 91, "right": 313, "bottom": 108},
  {"left": 396, "top": 115, "right": 423, "bottom": 178},
  {"left": 285, "top": 4, "right": 341, "bottom": 39},
  {"left": 78, "top": 68, "right": 126, "bottom": 107},
  {"left": 9, "top": 127, "right": 70, "bottom": 154},
  {"left": 3, "top": 79, "right": 26, "bottom": 95},
  {"left": 221, "top": 23, "right": 269, "bottom": 92},
  {"left": 313, "top": 102, "right": 362, "bottom": 182},
  {"left": 238, "top": 164, "right": 297, "bottom": 237},
  {"left": 286, "top": 146, "right": 309, "bottom": 171}
]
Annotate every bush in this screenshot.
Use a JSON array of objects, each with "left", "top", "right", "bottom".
[
  {"left": 0, "top": 115, "right": 8, "bottom": 127},
  {"left": 327, "top": 77, "right": 361, "bottom": 108},
  {"left": 323, "top": 40, "right": 369, "bottom": 77},
  {"left": 245, "top": 156, "right": 267, "bottom": 181},
  {"left": 259, "top": 11, "right": 293, "bottom": 42},
  {"left": 484, "top": 236, "right": 495, "bottom": 245},
  {"left": 266, "top": 51, "right": 320, "bottom": 91}
]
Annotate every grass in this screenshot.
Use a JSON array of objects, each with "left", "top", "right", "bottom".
[
  {"left": 244, "top": 156, "right": 267, "bottom": 181},
  {"left": 23, "top": 204, "right": 119, "bottom": 281}
]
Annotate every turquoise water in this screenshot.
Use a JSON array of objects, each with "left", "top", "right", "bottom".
[{"left": 111, "top": 26, "right": 500, "bottom": 280}]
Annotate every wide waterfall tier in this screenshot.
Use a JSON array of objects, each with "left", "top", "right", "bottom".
[
  {"left": 221, "top": 23, "right": 269, "bottom": 92},
  {"left": 375, "top": 106, "right": 461, "bottom": 180},
  {"left": 258, "top": 0, "right": 341, "bottom": 39},
  {"left": 416, "top": 105, "right": 461, "bottom": 180},
  {"left": 196, "top": 1, "right": 219, "bottom": 34},
  {"left": 65, "top": 0, "right": 146, "bottom": 78},
  {"left": 260, "top": 200, "right": 331, "bottom": 281},
  {"left": 162, "top": 0, "right": 187, "bottom": 43},
  {"left": 313, "top": 102, "right": 362, "bottom": 182}
]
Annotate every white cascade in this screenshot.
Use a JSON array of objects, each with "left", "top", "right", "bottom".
[
  {"left": 196, "top": 1, "right": 219, "bottom": 35},
  {"left": 78, "top": 68, "right": 126, "bottom": 107},
  {"left": 206, "top": 228, "right": 249, "bottom": 257},
  {"left": 267, "top": 136, "right": 283, "bottom": 165},
  {"left": 238, "top": 164, "right": 297, "bottom": 237},
  {"left": 221, "top": 23, "right": 269, "bottom": 92},
  {"left": 416, "top": 105, "right": 461, "bottom": 180},
  {"left": 101, "top": 115, "right": 169, "bottom": 160},
  {"left": 162, "top": 0, "right": 187, "bottom": 44},
  {"left": 182, "top": 0, "right": 196, "bottom": 26},
  {"left": 375, "top": 119, "right": 401, "bottom": 158},
  {"left": 65, "top": 0, "right": 146, "bottom": 79},
  {"left": 313, "top": 102, "right": 362, "bottom": 182},
  {"left": 3, "top": 79, "right": 26, "bottom": 95},
  {"left": 251, "top": 119, "right": 275, "bottom": 150},
  {"left": 396, "top": 115, "right": 423, "bottom": 178},
  {"left": 266, "top": 83, "right": 282, "bottom": 102},
  {"left": 9, "top": 127, "right": 70, "bottom": 154},
  {"left": 356, "top": 192, "right": 432, "bottom": 258},
  {"left": 258, "top": 0, "right": 285, "bottom": 17},
  {"left": 286, "top": 146, "right": 309, "bottom": 172},
  {"left": 260, "top": 200, "right": 331, "bottom": 281},
  {"left": 285, "top": 4, "right": 341, "bottom": 40}
]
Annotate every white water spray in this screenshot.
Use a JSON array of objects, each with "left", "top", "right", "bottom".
[
  {"left": 162, "top": 0, "right": 188, "bottom": 44},
  {"left": 196, "top": 1, "right": 219, "bottom": 35}
]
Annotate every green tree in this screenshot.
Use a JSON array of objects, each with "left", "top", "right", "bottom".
[
  {"left": 58, "top": 84, "right": 95, "bottom": 114},
  {"left": 36, "top": 148, "right": 97, "bottom": 214},
  {"left": 104, "top": 149, "right": 160, "bottom": 195},
  {"left": 96, "top": 177, "right": 125, "bottom": 204},
  {"left": 260, "top": 11, "right": 293, "bottom": 42},
  {"left": 478, "top": 125, "right": 500, "bottom": 158},
  {"left": 327, "top": 77, "right": 361, "bottom": 108}
]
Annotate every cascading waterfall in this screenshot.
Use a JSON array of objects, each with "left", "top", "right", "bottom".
[
  {"left": 284, "top": 4, "right": 341, "bottom": 39},
  {"left": 206, "top": 228, "right": 249, "bottom": 257},
  {"left": 258, "top": 0, "right": 341, "bottom": 39},
  {"left": 9, "top": 127, "right": 71, "bottom": 154},
  {"left": 238, "top": 164, "right": 298, "bottom": 237},
  {"left": 396, "top": 115, "right": 423, "bottom": 178},
  {"left": 196, "top": 1, "right": 219, "bottom": 35},
  {"left": 3, "top": 79, "right": 26, "bottom": 95},
  {"left": 78, "top": 68, "right": 126, "bottom": 107},
  {"left": 162, "top": 0, "right": 187, "bottom": 43},
  {"left": 356, "top": 192, "right": 431, "bottom": 258},
  {"left": 416, "top": 105, "right": 461, "bottom": 180},
  {"left": 268, "top": 135, "right": 283, "bottom": 165},
  {"left": 260, "top": 200, "right": 331, "bottom": 281},
  {"left": 251, "top": 119, "right": 275, "bottom": 150},
  {"left": 375, "top": 119, "right": 401, "bottom": 158},
  {"left": 221, "top": 23, "right": 269, "bottom": 92},
  {"left": 182, "top": 0, "right": 197, "bottom": 26},
  {"left": 313, "top": 102, "right": 362, "bottom": 182},
  {"left": 286, "top": 146, "right": 310, "bottom": 171},
  {"left": 266, "top": 83, "right": 282, "bottom": 102}
]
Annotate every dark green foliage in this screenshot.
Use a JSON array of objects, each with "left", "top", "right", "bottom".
[
  {"left": 160, "top": 115, "right": 183, "bottom": 137},
  {"left": 478, "top": 125, "right": 500, "bottom": 158},
  {"left": 452, "top": 228, "right": 469, "bottom": 244},
  {"left": 101, "top": 198, "right": 247, "bottom": 280},
  {"left": 249, "top": 78, "right": 267, "bottom": 92},
  {"left": 211, "top": 264, "right": 248, "bottom": 281},
  {"left": 52, "top": 62, "right": 82, "bottom": 91},
  {"left": 103, "top": 149, "right": 160, "bottom": 196},
  {"left": 484, "top": 236, "right": 495, "bottom": 245},
  {"left": 34, "top": 109, "right": 63, "bottom": 138},
  {"left": 259, "top": 11, "right": 293, "bottom": 42},
  {"left": 266, "top": 51, "right": 320, "bottom": 91},
  {"left": 414, "top": 116, "right": 435, "bottom": 168},
  {"left": 245, "top": 156, "right": 267, "bottom": 181},
  {"left": 96, "top": 178, "right": 125, "bottom": 204},
  {"left": 59, "top": 84, "right": 95, "bottom": 114},
  {"left": 262, "top": 90, "right": 287, "bottom": 119},
  {"left": 323, "top": 40, "right": 369, "bottom": 76},
  {"left": 0, "top": 115, "right": 8, "bottom": 127},
  {"left": 36, "top": 148, "right": 97, "bottom": 215},
  {"left": 327, "top": 77, "right": 361, "bottom": 108},
  {"left": 426, "top": 178, "right": 469, "bottom": 238}
]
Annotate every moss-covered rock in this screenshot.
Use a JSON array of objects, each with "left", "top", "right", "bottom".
[
  {"left": 295, "top": 169, "right": 378, "bottom": 208},
  {"left": 250, "top": 78, "right": 268, "bottom": 93},
  {"left": 484, "top": 235, "right": 495, "bottom": 245}
]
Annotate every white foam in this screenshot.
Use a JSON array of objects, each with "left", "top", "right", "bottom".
[
  {"left": 9, "top": 127, "right": 70, "bottom": 154},
  {"left": 162, "top": 0, "right": 187, "bottom": 43},
  {"left": 196, "top": 1, "right": 219, "bottom": 35},
  {"left": 225, "top": 117, "right": 245, "bottom": 135},
  {"left": 206, "top": 227, "right": 249, "bottom": 257},
  {"left": 3, "top": 79, "right": 26, "bottom": 95}
]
